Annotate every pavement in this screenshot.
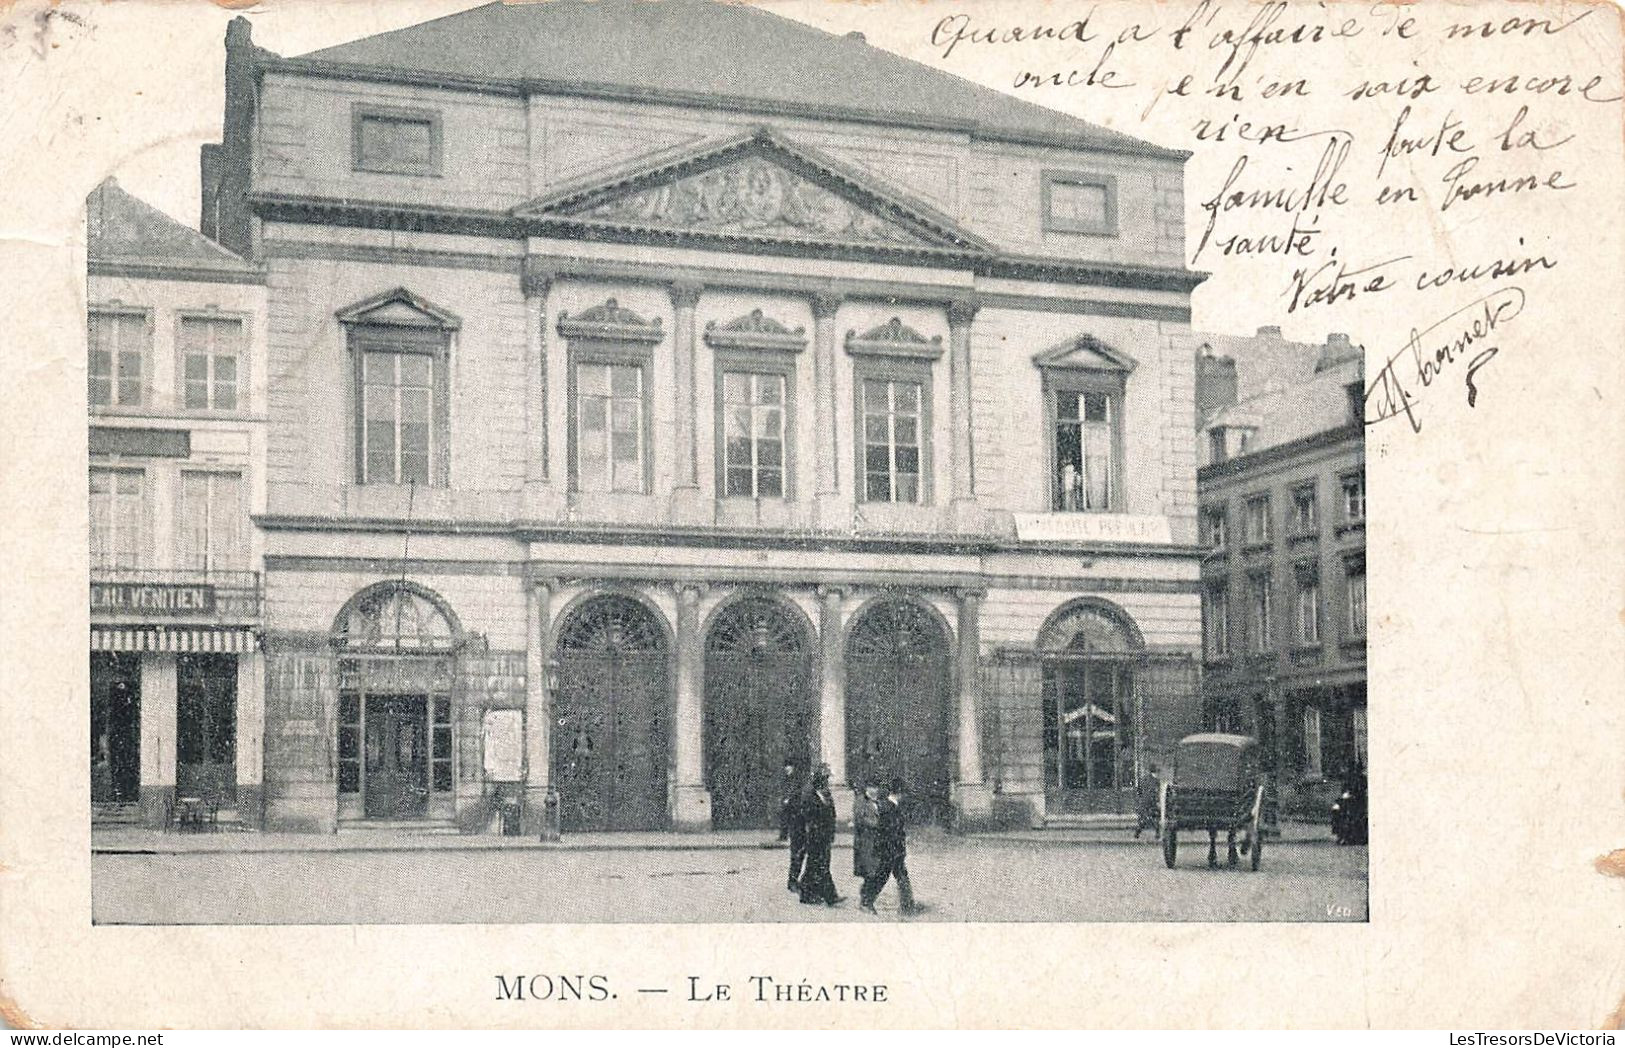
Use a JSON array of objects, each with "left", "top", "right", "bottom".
[
  {"left": 90, "top": 825, "right": 1367, "bottom": 924},
  {"left": 89, "top": 820, "right": 1341, "bottom": 854}
]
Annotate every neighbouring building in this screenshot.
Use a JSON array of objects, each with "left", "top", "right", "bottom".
[
  {"left": 1195, "top": 327, "right": 1367, "bottom": 819},
  {"left": 197, "top": 0, "right": 1209, "bottom": 835},
  {"left": 87, "top": 178, "right": 268, "bottom": 829}
]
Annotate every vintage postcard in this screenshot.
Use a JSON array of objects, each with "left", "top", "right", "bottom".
[{"left": 0, "top": 0, "right": 1621, "bottom": 1029}]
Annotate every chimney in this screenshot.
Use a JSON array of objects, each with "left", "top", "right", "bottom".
[
  {"left": 1195, "top": 345, "right": 1238, "bottom": 429},
  {"left": 1256, "top": 325, "right": 1282, "bottom": 339},
  {"left": 1316, "top": 331, "right": 1360, "bottom": 372}
]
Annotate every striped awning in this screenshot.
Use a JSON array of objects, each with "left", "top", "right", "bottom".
[{"left": 91, "top": 626, "right": 259, "bottom": 653}]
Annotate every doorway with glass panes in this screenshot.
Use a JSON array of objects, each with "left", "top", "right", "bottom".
[{"left": 1037, "top": 600, "right": 1145, "bottom": 815}]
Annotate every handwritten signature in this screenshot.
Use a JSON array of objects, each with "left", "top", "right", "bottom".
[{"left": 1365, "top": 287, "right": 1527, "bottom": 432}]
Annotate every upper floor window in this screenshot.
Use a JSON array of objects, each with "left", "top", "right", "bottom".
[
  {"left": 558, "top": 298, "right": 665, "bottom": 497},
  {"left": 352, "top": 105, "right": 442, "bottom": 176},
  {"left": 88, "top": 309, "right": 148, "bottom": 408},
  {"left": 1202, "top": 507, "right": 1227, "bottom": 550},
  {"left": 1347, "top": 562, "right": 1367, "bottom": 636},
  {"left": 859, "top": 374, "right": 925, "bottom": 504},
  {"left": 719, "top": 369, "right": 788, "bottom": 499},
  {"left": 1204, "top": 585, "right": 1230, "bottom": 658},
  {"left": 339, "top": 288, "right": 458, "bottom": 488},
  {"left": 1033, "top": 334, "right": 1134, "bottom": 514},
  {"left": 1042, "top": 172, "right": 1118, "bottom": 236},
  {"left": 89, "top": 468, "right": 144, "bottom": 570},
  {"left": 1295, "top": 569, "right": 1321, "bottom": 645},
  {"left": 179, "top": 471, "right": 245, "bottom": 572},
  {"left": 179, "top": 315, "right": 243, "bottom": 412},
  {"left": 1247, "top": 572, "right": 1272, "bottom": 653},
  {"left": 1342, "top": 472, "right": 1366, "bottom": 523},
  {"left": 1208, "top": 428, "right": 1227, "bottom": 465},
  {"left": 575, "top": 360, "right": 647, "bottom": 494},
  {"left": 1244, "top": 494, "right": 1272, "bottom": 545},
  {"left": 1291, "top": 483, "right": 1319, "bottom": 533}
]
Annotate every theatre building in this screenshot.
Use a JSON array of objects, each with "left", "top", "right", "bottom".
[
  {"left": 87, "top": 179, "right": 268, "bottom": 829},
  {"left": 1195, "top": 329, "right": 1367, "bottom": 819},
  {"left": 202, "top": 1, "right": 1208, "bottom": 833}
]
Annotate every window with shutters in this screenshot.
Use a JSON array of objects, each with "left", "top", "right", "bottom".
[
  {"left": 179, "top": 471, "right": 245, "bottom": 572},
  {"left": 89, "top": 468, "right": 145, "bottom": 569},
  {"left": 88, "top": 309, "right": 149, "bottom": 408},
  {"left": 178, "top": 315, "right": 244, "bottom": 412}
]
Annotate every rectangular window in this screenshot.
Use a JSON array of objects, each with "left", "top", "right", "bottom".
[
  {"left": 353, "top": 107, "right": 440, "bottom": 175},
  {"left": 1292, "top": 483, "right": 1318, "bottom": 533},
  {"left": 1342, "top": 473, "right": 1366, "bottom": 522},
  {"left": 361, "top": 349, "right": 436, "bottom": 485},
  {"left": 575, "top": 361, "right": 646, "bottom": 494},
  {"left": 1248, "top": 573, "right": 1272, "bottom": 653},
  {"left": 178, "top": 316, "right": 243, "bottom": 411},
  {"left": 860, "top": 376, "right": 924, "bottom": 504},
  {"left": 88, "top": 311, "right": 147, "bottom": 408},
  {"left": 1351, "top": 707, "right": 1368, "bottom": 769},
  {"left": 1347, "top": 566, "right": 1367, "bottom": 636},
  {"left": 1203, "top": 508, "right": 1228, "bottom": 550},
  {"left": 720, "top": 370, "right": 787, "bottom": 498},
  {"left": 1043, "top": 172, "right": 1118, "bottom": 235},
  {"left": 1205, "top": 587, "right": 1230, "bottom": 657},
  {"left": 1303, "top": 706, "right": 1324, "bottom": 778},
  {"left": 1245, "top": 495, "right": 1272, "bottom": 544},
  {"left": 1053, "top": 388, "right": 1117, "bottom": 512},
  {"left": 1296, "top": 575, "right": 1321, "bottom": 644},
  {"left": 89, "top": 468, "right": 144, "bottom": 570},
  {"left": 179, "top": 471, "right": 244, "bottom": 572},
  {"left": 1208, "top": 428, "right": 1227, "bottom": 465}
]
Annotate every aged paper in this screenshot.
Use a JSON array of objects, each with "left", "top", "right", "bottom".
[{"left": 1, "top": 0, "right": 1622, "bottom": 1029}]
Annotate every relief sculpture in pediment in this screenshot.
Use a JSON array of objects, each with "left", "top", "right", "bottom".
[{"left": 581, "top": 157, "right": 923, "bottom": 244}]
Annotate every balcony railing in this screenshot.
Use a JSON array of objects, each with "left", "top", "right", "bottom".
[{"left": 89, "top": 567, "right": 262, "bottom": 623}]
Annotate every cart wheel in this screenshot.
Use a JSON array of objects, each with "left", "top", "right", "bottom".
[
  {"left": 1227, "top": 830, "right": 1239, "bottom": 867},
  {"left": 1162, "top": 829, "right": 1177, "bottom": 869},
  {"left": 1250, "top": 810, "right": 1264, "bottom": 871}
]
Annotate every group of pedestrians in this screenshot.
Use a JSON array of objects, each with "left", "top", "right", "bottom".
[{"left": 779, "top": 762, "right": 920, "bottom": 917}]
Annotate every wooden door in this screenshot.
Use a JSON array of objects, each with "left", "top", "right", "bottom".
[
  {"left": 552, "top": 596, "right": 670, "bottom": 831},
  {"left": 705, "top": 597, "right": 812, "bottom": 830},
  {"left": 844, "top": 599, "right": 951, "bottom": 824},
  {"left": 365, "top": 695, "right": 428, "bottom": 818}
]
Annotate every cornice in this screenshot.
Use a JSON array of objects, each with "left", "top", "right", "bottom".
[
  {"left": 89, "top": 259, "right": 266, "bottom": 286},
  {"left": 1197, "top": 423, "right": 1365, "bottom": 485}
]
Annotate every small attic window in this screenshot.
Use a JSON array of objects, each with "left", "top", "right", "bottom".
[
  {"left": 1043, "top": 171, "right": 1118, "bottom": 236},
  {"left": 353, "top": 104, "right": 442, "bottom": 176}
]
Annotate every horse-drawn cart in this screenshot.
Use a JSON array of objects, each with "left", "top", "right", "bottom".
[{"left": 1158, "top": 733, "right": 1266, "bottom": 871}]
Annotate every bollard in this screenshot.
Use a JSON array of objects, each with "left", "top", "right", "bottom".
[{"left": 540, "top": 787, "right": 562, "bottom": 842}]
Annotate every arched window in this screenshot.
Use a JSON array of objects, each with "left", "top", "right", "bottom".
[
  {"left": 332, "top": 580, "right": 462, "bottom": 654},
  {"left": 1038, "top": 600, "right": 1143, "bottom": 656}
]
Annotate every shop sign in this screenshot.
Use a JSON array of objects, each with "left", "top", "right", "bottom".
[
  {"left": 91, "top": 581, "right": 216, "bottom": 615},
  {"left": 1012, "top": 512, "right": 1174, "bottom": 545}
]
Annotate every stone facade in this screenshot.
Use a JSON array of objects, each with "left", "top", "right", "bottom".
[{"left": 193, "top": 4, "right": 1207, "bottom": 834}]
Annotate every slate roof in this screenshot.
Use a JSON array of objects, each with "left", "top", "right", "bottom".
[
  {"left": 87, "top": 178, "right": 259, "bottom": 276},
  {"left": 297, "top": 0, "right": 1180, "bottom": 158},
  {"left": 1197, "top": 329, "right": 1365, "bottom": 455}
]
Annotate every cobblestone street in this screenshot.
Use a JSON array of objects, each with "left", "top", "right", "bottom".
[{"left": 92, "top": 830, "right": 1367, "bottom": 924}]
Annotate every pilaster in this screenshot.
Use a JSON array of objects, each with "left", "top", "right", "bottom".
[
  {"left": 811, "top": 292, "right": 846, "bottom": 528},
  {"left": 669, "top": 280, "right": 708, "bottom": 524},
  {"left": 522, "top": 578, "right": 555, "bottom": 836},
  {"left": 952, "top": 587, "right": 993, "bottom": 831},
  {"left": 139, "top": 654, "right": 177, "bottom": 829},
  {"left": 672, "top": 581, "right": 712, "bottom": 830}
]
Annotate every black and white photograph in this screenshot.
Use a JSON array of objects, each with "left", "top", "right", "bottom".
[{"left": 3, "top": 0, "right": 1622, "bottom": 1030}]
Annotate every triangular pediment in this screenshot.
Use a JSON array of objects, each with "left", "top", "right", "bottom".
[
  {"left": 514, "top": 127, "right": 992, "bottom": 257},
  {"left": 336, "top": 287, "right": 461, "bottom": 330},
  {"left": 1033, "top": 334, "right": 1138, "bottom": 373}
]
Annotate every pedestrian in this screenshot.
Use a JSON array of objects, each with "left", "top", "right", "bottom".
[
  {"left": 777, "top": 762, "right": 799, "bottom": 843},
  {"left": 852, "top": 781, "right": 880, "bottom": 885},
  {"left": 797, "top": 763, "right": 843, "bottom": 906},
  {"left": 861, "top": 776, "right": 920, "bottom": 916},
  {"left": 784, "top": 765, "right": 808, "bottom": 892}
]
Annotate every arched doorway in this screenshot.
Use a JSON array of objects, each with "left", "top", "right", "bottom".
[
  {"left": 1038, "top": 600, "right": 1144, "bottom": 814},
  {"left": 331, "top": 581, "right": 463, "bottom": 822},
  {"left": 704, "top": 594, "right": 814, "bottom": 830},
  {"left": 844, "top": 596, "right": 952, "bottom": 824},
  {"left": 552, "top": 594, "right": 670, "bottom": 831}
]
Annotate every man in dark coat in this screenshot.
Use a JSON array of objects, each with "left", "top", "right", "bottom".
[
  {"left": 851, "top": 782, "right": 881, "bottom": 882},
  {"left": 782, "top": 763, "right": 807, "bottom": 891},
  {"left": 861, "top": 777, "right": 919, "bottom": 915},
  {"left": 797, "top": 763, "right": 843, "bottom": 906}
]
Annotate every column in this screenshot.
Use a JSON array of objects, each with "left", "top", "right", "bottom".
[
  {"left": 671, "top": 582, "right": 712, "bottom": 830},
  {"left": 522, "top": 578, "right": 554, "bottom": 835},
  {"left": 669, "top": 280, "right": 707, "bottom": 523},
  {"left": 810, "top": 292, "right": 845, "bottom": 527},
  {"left": 816, "top": 584, "right": 852, "bottom": 824},
  {"left": 139, "top": 654, "right": 177, "bottom": 828},
  {"left": 952, "top": 588, "right": 993, "bottom": 831},
  {"left": 947, "top": 298, "right": 981, "bottom": 529},
  {"left": 235, "top": 651, "right": 266, "bottom": 828},
  {"left": 522, "top": 261, "right": 564, "bottom": 518}
]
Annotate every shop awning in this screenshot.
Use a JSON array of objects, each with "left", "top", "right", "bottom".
[{"left": 90, "top": 626, "right": 259, "bottom": 653}]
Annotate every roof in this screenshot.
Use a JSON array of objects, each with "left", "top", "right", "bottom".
[
  {"left": 87, "top": 178, "right": 259, "bottom": 278},
  {"left": 296, "top": 0, "right": 1181, "bottom": 159},
  {"left": 1196, "top": 329, "right": 1365, "bottom": 455}
]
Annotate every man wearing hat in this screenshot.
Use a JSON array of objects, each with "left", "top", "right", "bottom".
[
  {"left": 797, "top": 763, "right": 843, "bottom": 906},
  {"left": 861, "top": 777, "right": 920, "bottom": 915}
]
